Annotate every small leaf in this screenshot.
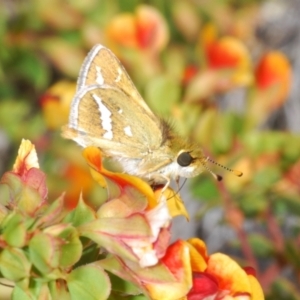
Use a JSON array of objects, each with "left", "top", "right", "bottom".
[
  {"left": 2, "top": 212, "right": 27, "bottom": 247},
  {"left": 67, "top": 264, "right": 110, "bottom": 300},
  {"left": 144, "top": 75, "right": 181, "bottom": 116},
  {"left": 0, "top": 182, "right": 11, "bottom": 207},
  {"left": 12, "top": 281, "right": 52, "bottom": 300},
  {"left": 64, "top": 195, "right": 96, "bottom": 227},
  {"left": 48, "top": 279, "right": 71, "bottom": 300},
  {"left": 109, "top": 272, "right": 141, "bottom": 296},
  {"left": 0, "top": 248, "right": 31, "bottom": 281},
  {"left": 29, "top": 232, "right": 61, "bottom": 274},
  {"left": 191, "top": 177, "right": 220, "bottom": 202},
  {"left": 1, "top": 172, "right": 44, "bottom": 215},
  {"left": 58, "top": 227, "right": 82, "bottom": 268},
  {"left": 12, "top": 286, "right": 32, "bottom": 300},
  {"left": 36, "top": 193, "right": 67, "bottom": 228},
  {"left": 79, "top": 215, "right": 151, "bottom": 240},
  {"left": 0, "top": 202, "right": 8, "bottom": 224},
  {"left": 248, "top": 234, "right": 274, "bottom": 257}
]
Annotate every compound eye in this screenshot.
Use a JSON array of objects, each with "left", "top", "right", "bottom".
[{"left": 177, "top": 152, "right": 193, "bottom": 167}]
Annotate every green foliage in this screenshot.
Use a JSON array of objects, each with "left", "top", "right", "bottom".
[{"left": 0, "top": 0, "right": 299, "bottom": 298}]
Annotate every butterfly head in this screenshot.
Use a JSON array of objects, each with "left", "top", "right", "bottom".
[
  {"left": 174, "top": 148, "right": 242, "bottom": 181},
  {"left": 174, "top": 148, "right": 210, "bottom": 179}
]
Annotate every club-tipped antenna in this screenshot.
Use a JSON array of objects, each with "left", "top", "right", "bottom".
[
  {"left": 206, "top": 157, "right": 243, "bottom": 177},
  {"left": 201, "top": 160, "right": 223, "bottom": 181}
]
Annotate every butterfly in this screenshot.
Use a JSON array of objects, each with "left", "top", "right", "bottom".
[{"left": 62, "top": 44, "right": 242, "bottom": 188}]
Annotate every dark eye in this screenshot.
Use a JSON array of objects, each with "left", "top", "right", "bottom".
[{"left": 177, "top": 152, "right": 193, "bottom": 167}]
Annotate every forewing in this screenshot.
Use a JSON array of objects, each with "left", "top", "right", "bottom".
[
  {"left": 76, "top": 44, "right": 154, "bottom": 115},
  {"left": 63, "top": 84, "right": 163, "bottom": 158}
]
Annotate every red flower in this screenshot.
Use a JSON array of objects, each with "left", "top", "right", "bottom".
[
  {"left": 186, "top": 238, "right": 264, "bottom": 300},
  {"left": 106, "top": 5, "right": 169, "bottom": 53}
]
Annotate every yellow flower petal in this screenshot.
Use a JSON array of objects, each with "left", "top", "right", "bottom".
[
  {"left": 248, "top": 274, "right": 265, "bottom": 300},
  {"left": 82, "top": 147, "right": 158, "bottom": 208},
  {"left": 13, "top": 139, "right": 39, "bottom": 174},
  {"left": 186, "top": 238, "right": 208, "bottom": 272},
  {"left": 154, "top": 188, "right": 190, "bottom": 220}
]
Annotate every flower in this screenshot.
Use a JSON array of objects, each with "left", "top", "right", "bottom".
[
  {"left": 247, "top": 52, "right": 291, "bottom": 127},
  {"left": 40, "top": 80, "right": 76, "bottom": 130},
  {"left": 99, "top": 240, "right": 193, "bottom": 300},
  {"left": 106, "top": 5, "right": 169, "bottom": 54},
  {"left": 201, "top": 23, "right": 253, "bottom": 87},
  {"left": 255, "top": 52, "right": 291, "bottom": 109},
  {"left": 79, "top": 147, "right": 187, "bottom": 268},
  {"left": 186, "top": 238, "right": 264, "bottom": 300}
]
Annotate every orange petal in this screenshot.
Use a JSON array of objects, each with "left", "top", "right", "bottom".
[
  {"left": 186, "top": 238, "right": 208, "bottom": 272},
  {"left": 135, "top": 5, "right": 169, "bottom": 52},
  {"left": 205, "top": 36, "right": 252, "bottom": 86},
  {"left": 106, "top": 13, "right": 138, "bottom": 48},
  {"left": 255, "top": 51, "right": 291, "bottom": 107},
  {"left": 82, "top": 147, "right": 157, "bottom": 208},
  {"left": 206, "top": 37, "right": 249, "bottom": 68},
  {"left": 146, "top": 240, "right": 192, "bottom": 300},
  {"left": 206, "top": 253, "right": 252, "bottom": 295}
]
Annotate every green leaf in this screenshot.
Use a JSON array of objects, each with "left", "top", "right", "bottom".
[
  {"left": 67, "top": 264, "right": 110, "bottom": 300},
  {"left": 0, "top": 182, "right": 11, "bottom": 207},
  {"left": 145, "top": 75, "right": 181, "bottom": 116},
  {"left": 248, "top": 233, "right": 274, "bottom": 257},
  {"left": 238, "top": 192, "right": 267, "bottom": 216},
  {"left": 253, "top": 167, "right": 281, "bottom": 188},
  {"left": 12, "top": 49, "right": 50, "bottom": 91},
  {"left": 212, "top": 114, "right": 234, "bottom": 154},
  {"left": 191, "top": 177, "right": 220, "bottom": 202},
  {"left": 2, "top": 212, "right": 27, "bottom": 247},
  {"left": 64, "top": 195, "right": 96, "bottom": 227},
  {"left": 58, "top": 226, "right": 82, "bottom": 268},
  {"left": 269, "top": 277, "right": 300, "bottom": 300},
  {"left": 48, "top": 280, "right": 71, "bottom": 300},
  {"left": 1, "top": 172, "right": 44, "bottom": 215},
  {"left": 36, "top": 193, "right": 67, "bottom": 228},
  {"left": 285, "top": 240, "right": 300, "bottom": 270},
  {"left": 109, "top": 272, "right": 141, "bottom": 296},
  {"left": 29, "top": 232, "right": 60, "bottom": 274},
  {"left": 12, "top": 286, "right": 32, "bottom": 300},
  {"left": 79, "top": 215, "right": 151, "bottom": 240},
  {"left": 12, "top": 281, "right": 53, "bottom": 300},
  {"left": 0, "top": 248, "right": 31, "bottom": 281}
]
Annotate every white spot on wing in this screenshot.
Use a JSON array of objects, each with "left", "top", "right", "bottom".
[
  {"left": 118, "top": 109, "right": 123, "bottom": 114},
  {"left": 92, "top": 93, "right": 113, "bottom": 140},
  {"left": 95, "top": 66, "right": 104, "bottom": 85},
  {"left": 115, "top": 68, "right": 122, "bottom": 82},
  {"left": 124, "top": 125, "right": 133, "bottom": 137}
]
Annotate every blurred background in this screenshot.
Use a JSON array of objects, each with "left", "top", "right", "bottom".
[{"left": 1, "top": 0, "right": 300, "bottom": 298}]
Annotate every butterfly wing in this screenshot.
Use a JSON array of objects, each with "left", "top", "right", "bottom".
[
  {"left": 63, "top": 44, "right": 165, "bottom": 159},
  {"left": 76, "top": 44, "right": 154, "bottom": 116},
  {"left": 63, "top": 84, "right": 164, "bottom": 158}
]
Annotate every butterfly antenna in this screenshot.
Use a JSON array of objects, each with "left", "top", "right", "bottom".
[
  {"left": 206, "top": 157, "right": 243, "bottom": 177},
  {"left": 201, "top": 160, "right": 223, "bottom": 181}
]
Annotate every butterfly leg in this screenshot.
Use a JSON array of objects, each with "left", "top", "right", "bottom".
[{"left": 153, "top": 174, "right": 171, "bottom": 202}]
